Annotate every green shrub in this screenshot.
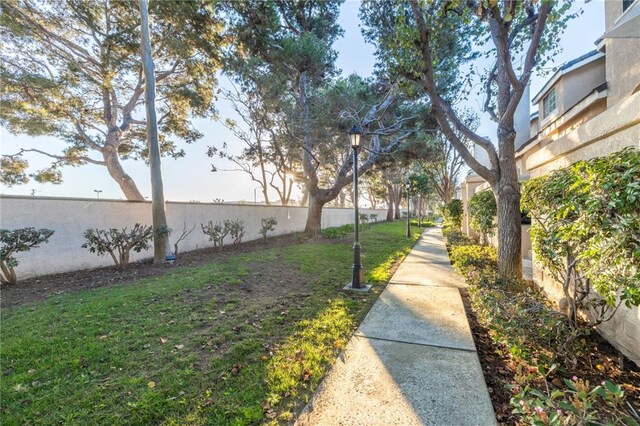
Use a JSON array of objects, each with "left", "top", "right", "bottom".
[
  {"left": 321, "top": 224, "right": 354, "bottom": 239},
  {"left": 259, "top": 217, "right": 278, "bottom": 241},
  {"left": 1, "top": 227, "right": 54, "bottom": 284},
  {"left": 444, "top": 230, "right": 474, "bottom": 247},
  {"left": 449, "top": 244, "right": 497, "bottom": 275},
  {"left": 201, "top": 220, "right": 230, "bottom": 249},
  {"left": 442, "top": 199, "right": 463, "bottom": 231},
  {"left": 82, "top": 224, "right": 152, "bottom": 270},
  {"left": 468, "top": 190, "right": 496, "bottom": 244},
  {"left": 522, "top": 147, "right": 640, "bottom": 328}
]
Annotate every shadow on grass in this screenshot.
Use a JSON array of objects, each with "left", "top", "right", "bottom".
[{"left": 0, "top": 222, "right": 420, "bottom": 425}]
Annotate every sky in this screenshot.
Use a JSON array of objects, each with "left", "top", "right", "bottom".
[{"left": 0, "top": 0, "right": 604, "bottom": 203}]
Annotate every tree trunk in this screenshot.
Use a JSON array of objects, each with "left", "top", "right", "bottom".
[
  {"left": 493, "top": 171, "right": 522, "bottom": 279},
  {"left": 386, "top": 184, "right": 394, "bottom": 221},
  {"left": 102, "top": 146, "right": 145, "bottom": 201},
  {"left": 140, "top": 0, "right": 169, "bottom": 263},
  {"left": 393, "top": 187, "right": 401, "bottom": 220},
  {"left": 304, "top": 195, "right": 324, "bottom": 235}
]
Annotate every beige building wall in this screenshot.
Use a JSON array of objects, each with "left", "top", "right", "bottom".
[
  {"left": 536, "top": 56, "right": 605, "bottom": 130},
  {"left": 605, "top": 37, "right": 640, "bottom": 106}
]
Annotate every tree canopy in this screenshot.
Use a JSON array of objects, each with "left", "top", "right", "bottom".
[{"left": 0, "top": 0, "right": 225, "bottom": 199}]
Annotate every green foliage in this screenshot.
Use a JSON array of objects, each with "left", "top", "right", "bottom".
[
  {"left": 442, "top": 199, "right": 463, "bottom": 231},
  {"left": 511, "top": 378, "right": 636, "bottom": 426},
  {"left": 321, "top": 224, "right": 354, "bottom": 239},
  {"left": 522, "top": 148, "right": 640, "bottom": 327},
  {"left": 201, "top": 220, "right": 231, "bottom": 249},
  {"left": 0, "top": 227, "right": 54, "bottom": 284},
  {"left": 1, "top": 0, "right": 224, "bottom": 194},
  {"left": 0, "top": 156, "right": 29, "bottom": 186},
  {"left": 446, "top": 227, "right": 636, "bottom": 424},
  {"left": 449, "top": 244, "right": 497, "bottom": 275},
  {"left": 443, "top": 230, "right": 473, "bottom": 247},
  {"left": 82, "top": 225, "right": 153, "bottom": 270},
  {"left": 468, "top": 190, "right": 496, "bottom": 243},
  {"left": 260, "top": 217, "right": 278, "bottom": 241},
  {"left": 228, "top": 220, "right": 246, "bottom": 245}
]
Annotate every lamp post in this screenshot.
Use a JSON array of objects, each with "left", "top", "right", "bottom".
[
  {"left": 405, "top": 178, "right": 411, "bottom": 238},
  {"left": 94, "top": 189, "right": 102, "bottom": 199},
  {"left": 345, "top": 125, "right": 370, "bottom": 292}
]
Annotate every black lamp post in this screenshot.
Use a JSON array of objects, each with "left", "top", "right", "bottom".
[
  {"left": 405, "top": 181, "right": 411, "bottom": 238},
  {"left": 346, "top": 125, "right": 369, "bottom": 291}
]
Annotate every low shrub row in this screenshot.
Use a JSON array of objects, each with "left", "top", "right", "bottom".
[
  {"left": 446, "top": 236, "right": 638, "bottom": 425},
  {"left": 1, "top": 216, "right": 279, "bottom": 282}
]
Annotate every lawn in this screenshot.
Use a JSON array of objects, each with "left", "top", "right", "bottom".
[{"left": 1, "top": 221, "right": 421, "bottom": 425}]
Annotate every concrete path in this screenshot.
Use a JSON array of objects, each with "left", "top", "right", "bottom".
[{"left": 296, "top": 227, "right": 496, "bottom": 426}]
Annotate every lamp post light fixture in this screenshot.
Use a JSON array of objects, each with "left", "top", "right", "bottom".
[{"left": 344, "top": 125, "right": 371, "bottom": 292}]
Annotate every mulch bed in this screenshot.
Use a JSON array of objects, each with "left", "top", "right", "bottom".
[
  {"left": 461, "top": 288, "right": 640, "bottom": 425},
  {"left": 1, "top": 233, "right": 315, "bottom": 309}
]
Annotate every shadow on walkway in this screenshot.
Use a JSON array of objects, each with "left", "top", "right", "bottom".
[{"left": 296, "top": 227, "right": 496, "bottom": 426}]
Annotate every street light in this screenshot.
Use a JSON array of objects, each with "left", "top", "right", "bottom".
[
  {"left": 405, "top": 179, "right": 411, "bottom": 238},
  {"left": 93, "top": 189, "right": 102, "bottom": 199},
  {"left": 344, "top": 125, "right": 370, "bottom": 292}
]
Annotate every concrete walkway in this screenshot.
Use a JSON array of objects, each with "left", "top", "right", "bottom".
[{"left": 296, "top": 227, "right": 496, "bottom": 426}]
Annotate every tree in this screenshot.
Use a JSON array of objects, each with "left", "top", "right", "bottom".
[
  {"left": 362, "top": 0, "right": 574, "bottom": 278},
  {"left": 207, "top": 81, "right": 299, "bottom": 206},
  {"left": 1, "top": 228, "right": 54, "bottom": 284},
  {"left": 139, "top": 0, "right": 168, "bottom": 262},
  {"left": 0, "top": 0, "right": 224, "bottom": 200},
  {"left": 420, "top": 112, "right": 476, "bottom": 203},
  {"left": 226, "top": 1, "right": 424, "bottom": 234}
]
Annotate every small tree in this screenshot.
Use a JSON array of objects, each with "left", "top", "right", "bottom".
[
  {"left": 201, "top": 221, "right": 231, "bottom": 249},
  {"left": 468, "top": 190, "right": 497, "bottom": 246},
  {"left": 259, "top": 217, "right": 278, "bottom": 242},
  {"left": 1, "top": 227, "right": 54, "bottom": 284},
  {"left": 82, "top": 225, "right": 153, "bottom": 270}
]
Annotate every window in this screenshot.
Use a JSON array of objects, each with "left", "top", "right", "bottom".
[
  {"left": 543, "top": 88, "right": 557, "bottom": 117},
  {"left": 623, "top": 0, "right": 633, "bottom": 12}
]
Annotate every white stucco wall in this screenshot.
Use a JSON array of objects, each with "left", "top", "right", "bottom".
[{"left": 0, "top": 196, "right": 386, "bottom": 278}]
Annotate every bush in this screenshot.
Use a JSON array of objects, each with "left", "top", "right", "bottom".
[
  {"left": 522, "top": 147, "right": 640, "bottom": 328},
  {"left": 321, "top": 224, "right": 354, "bottom": 239},
  {"left": 442, "top": 199, "right": 463, "bottom": 231},
  {"left": 444, "top": 230, "right": 474, "bottom": 247},
  {"left": 201, "top": 220, "right": 230, "bottom": 249},
  {"left": 449, "top": 244, "right": 497, "bottom": 275},
  {"left": 468, "top": 190, "right": 496, "bottom": 245},
  {"left": 228, "top": 219, "right": 245, "bottom": 245},
  {"left": 446, "top": 223, "right": 636, "bottom": 424},
  {"left": 82, "top": 224, "right": 153, "bottom": 270},
  {"left": 259, "top": 217, "right": 278, "bottom": 241},
  {"left": 1, "top": 227, "right": 54, "bottom": 284}
]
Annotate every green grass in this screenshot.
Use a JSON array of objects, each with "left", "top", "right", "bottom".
[{"left": 1, "top": 221, "right": 420, "bottom": 425}]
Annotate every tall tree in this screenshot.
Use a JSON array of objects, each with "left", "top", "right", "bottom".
[
  {"left": 0, "top": 0, "right": 224, "bottom": 200},
  {"left": 226, "top": 2, "right": 423, "bottom": 234},
  {"left": 139, "top": 0, "right": 168, "bottom": 262},
  {"left": 362, "top": 0, "right": 574, "bottom": 278}
]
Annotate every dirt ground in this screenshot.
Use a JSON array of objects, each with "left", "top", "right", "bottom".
[{"left": 1, "top": 232, "right": 315, "bottom": 308}]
